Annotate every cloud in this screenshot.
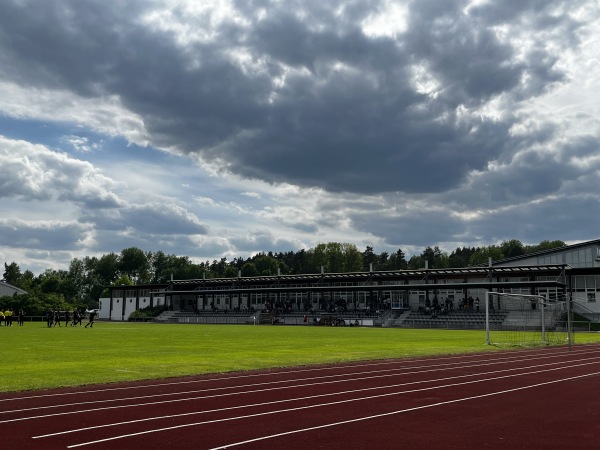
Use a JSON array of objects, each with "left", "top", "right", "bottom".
[
  {"left": 0, "top": 136, "right": 122, "bottom": 208},
  {"left": 0, "top": 0, "right": 588, "bottom": 196},
  {"left": 0, "top": 218, "right": 92, "bottom": 250},
  {"left": 61, "top": 135, "right": 100, "bottom": 153},
  {"left": 0, "top": 0, "right": 599, "bottom": 274},
  {"left": 114, "top": 203, "right": 208, "bottom": 236},
  {"left": 0, "top": 135, "right": 211, "bottom": 260},
  {"left": 229, "top": 230, "right": 304, "bottom": 256}
]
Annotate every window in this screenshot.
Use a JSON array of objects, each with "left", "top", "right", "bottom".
[
  {"left": 566, "top": 247, "right": 594, "bottom": 268},
  {"left": 586, "top": 276, "right": 596, "bottom": 290}
]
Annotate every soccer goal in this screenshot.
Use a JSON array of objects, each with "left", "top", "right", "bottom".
[{"left": 485, "top": 291, "right": 572, "bottom": 347}]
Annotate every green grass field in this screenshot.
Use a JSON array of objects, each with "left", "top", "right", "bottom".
[{"left": 2, "top": 321, "right": 599, "bottom": 392}]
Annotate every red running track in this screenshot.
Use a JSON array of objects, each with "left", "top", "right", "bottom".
[{"left": 2, "top": 344, "right": 600, "bottom": 449}]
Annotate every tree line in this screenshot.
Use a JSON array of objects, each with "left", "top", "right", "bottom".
[{"left": 1, "top": 239, "right": 565, "bottom": 316}]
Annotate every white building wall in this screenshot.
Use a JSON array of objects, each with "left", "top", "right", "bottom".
[
  {"left": 138, "top": 296, "right": 152, "bottom": 310},
  {"left": 102, "top": 295, "right": 163, "bottom": 321},
  {"left": 124, "top": 296, "right": 137, "bottom": 319},
  {"left": 111, "top": 297, "right": 124, "bottom": 320},
  {"left": 99, "top": 298, "right": 110, "bottom": 319}
]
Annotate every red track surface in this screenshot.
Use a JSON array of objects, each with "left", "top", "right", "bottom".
[{"left": 2, "top": 344, "right": 600, "bottom": 449}]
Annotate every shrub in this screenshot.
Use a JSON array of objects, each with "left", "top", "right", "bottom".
[{"left": 128, "top": 305, "right": 167, "bottom": 320}]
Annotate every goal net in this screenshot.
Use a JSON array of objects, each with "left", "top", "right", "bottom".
[{"left": 485, "top": 292, "right": 571, "bottom": 347}]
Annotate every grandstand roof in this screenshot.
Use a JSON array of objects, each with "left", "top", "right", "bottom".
[
  {"left": 0, "top": 281, "right": 27, "bottom": 296},
  {"left": 150, "top": 264, "right": 568, "bottom": 296}
]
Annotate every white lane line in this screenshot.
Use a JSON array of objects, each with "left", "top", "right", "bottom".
[
  {"left": 63, "top": 369, "right": 600, "bottom": 449},
  {"left": 206, "top": 371, "right": 600, "bottom": 450},
  {"left": 32, "top": 357, "right": 600, "bottom": 439},
  {"left": 11, "top": 353, "right": 600, "bottom": 425},
  {"left": 3, "top": 344, "right": 592, "bottom": 402},
  {"left": 4, "top": 348, "right": 597, "bottom": 417},
  {"left": 33, "top": 360, "right": 600, "bottom": 442}
]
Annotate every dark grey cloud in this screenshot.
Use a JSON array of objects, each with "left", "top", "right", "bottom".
[
  {"left": 0, "top": 0, "right": 585, "bottom": 198},
  {"left": 230, "top": 232, "right": 302, "bottom": 255},
  {"left": 1, "top": 0, "right": 598, "bottom": 273},
  {"left": 467, "top": 195, "right": 600, "bottom": 244},
  {"left": 350, "top": 207, "right": 467, "bottom": 248},
  {"left": 120, "top": 204, "right": 208, "bottom": 236},
  {"left": 405, "top": 1, "right": 525, "bottom": 105},
  {"left": 81, "top": 203, "right": 208, "bottom": 236},
  {"left": 0, "top": 220, "right": 89, "bottom": 250},
  {"left": 88, "top": 231, "right": 216, "bottom": 257},
  {"left": 448, "top": 132, "right": 600, "bottom": 208}
]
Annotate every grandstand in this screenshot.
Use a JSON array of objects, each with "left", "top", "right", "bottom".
[
  {"left": 102, "top": 239, "right": 600, "bottom": 332},
  {"left": 154, "top": 308, "right": 379, "bottom": 326}
]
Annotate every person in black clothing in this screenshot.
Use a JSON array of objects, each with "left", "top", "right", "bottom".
[
  {"left": 73, "top": 310, "right": 83, "bottom": 326},
  {"left": 18, "top": 309, "right": 25, "bottom": 326},
  {"left": 84, "top": 309, "right": 96, "bottom": 328}
]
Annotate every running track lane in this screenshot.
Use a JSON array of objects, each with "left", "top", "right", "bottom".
[{"left": 1, "top": 344, "right": 599, "bottom": 449}]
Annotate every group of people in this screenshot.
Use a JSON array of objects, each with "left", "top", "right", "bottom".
[
  {"left": 45, "top": 309, "right": 97, "bottom": 328},
  {"left": 0, "top": 309, "right": 25, "bottom": 326},
  {"left": 419, "top": 295, "right": 482, "bottom": 317}
]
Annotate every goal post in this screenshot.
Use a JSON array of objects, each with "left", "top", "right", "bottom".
[{"left": 485, "top": 291, "right": 572, "bottom": 348}]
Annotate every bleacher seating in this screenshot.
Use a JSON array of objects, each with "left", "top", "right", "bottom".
[{"left": 396, "top": 310, "right": 508, "bottom": 329}]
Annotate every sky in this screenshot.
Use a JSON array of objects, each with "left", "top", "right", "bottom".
[{"left": 1, "top": 0, "right": 599, "bottom": 276}]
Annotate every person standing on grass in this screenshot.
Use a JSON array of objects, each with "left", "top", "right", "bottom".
[
  {"left": 64, "top": 310, "right": 71, "bottom": 327},
  {"left": 18, "top": 309, "right": 24, "bottom": 326},
  {"left": 84, "top": 309, "right": 96, "bottom": 328},
  {"left": 53, "top": 310, "right": 61, "bottom": 327}
]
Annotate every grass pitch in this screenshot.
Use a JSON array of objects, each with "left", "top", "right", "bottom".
[{"left": 2, "top": 321, "right": 599, "bottom": 392}]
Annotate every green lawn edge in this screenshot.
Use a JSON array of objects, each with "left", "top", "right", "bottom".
[{"left": 2, "top": 322, "right": 599, "bottom": 392}]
